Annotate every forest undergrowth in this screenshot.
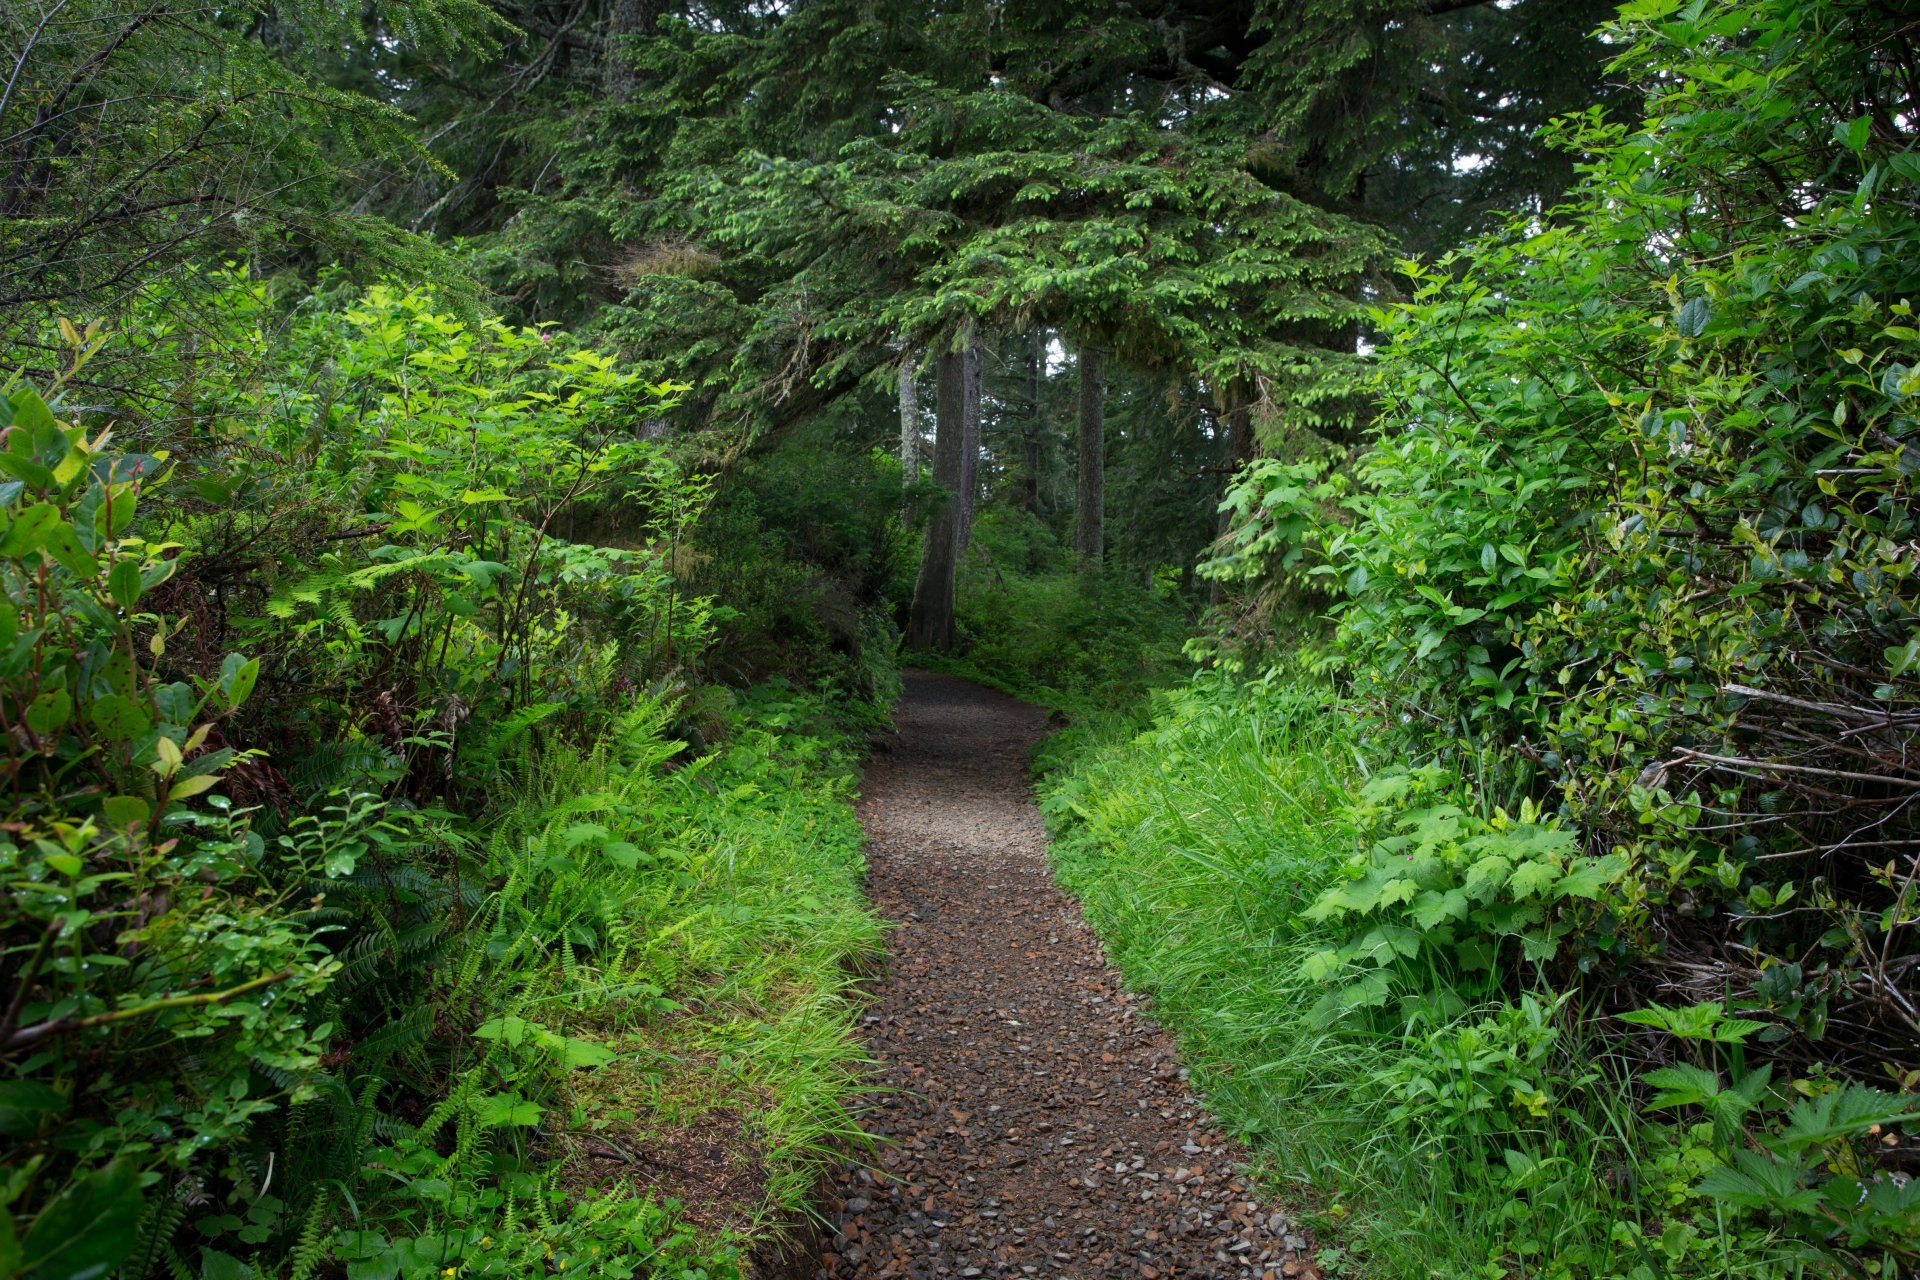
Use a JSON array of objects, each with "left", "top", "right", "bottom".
[
  {"left": 0, "top": 280, "right": 894, "bottom": 1280},
  {"left": 1004, "top": 4, "right": 1920, "bottom": 1277},
  {"left": 5, "top": 0, "right": 1919, "bottom": 1275}
]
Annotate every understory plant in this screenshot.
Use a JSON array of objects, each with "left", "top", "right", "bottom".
[
  {"left": 1043, "top": 673, "right": 1916, "bottom": 1278},
  {"left": 1, "top": 290, "right": 888, "bottom": 1279},
  {"left": 1068, "top": 1, "right": 1920, "bottom": 1273}
]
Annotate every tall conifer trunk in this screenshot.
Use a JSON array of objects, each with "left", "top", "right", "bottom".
[
  {"left": 907, "top": 347, "right": 969, "bottom": 651},
  {"left": 1022, "top": 329, "right": 1043, "bottom": 515},
  {"left": 603, "top": 0, "right": 660, "bottom": 100},
  {"left": 898, "top": 358, "right": 919, "bottom": 521},
  {"left": 1075, "top": 345, "right": 1105, "bottom": 567},
  {"left": 956, "top": 331, "right": 981, "bottom": 554}
]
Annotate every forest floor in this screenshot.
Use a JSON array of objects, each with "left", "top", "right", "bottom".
[{"left": 811, "top": 671, "right": 1321, "bottom": 1280}]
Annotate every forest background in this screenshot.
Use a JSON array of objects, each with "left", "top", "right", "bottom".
[{"left": 1, "top": 0, "right": 1917, "bottom": 1277}]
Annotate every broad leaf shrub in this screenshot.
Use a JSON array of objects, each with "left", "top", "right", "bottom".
[
  {"left": 1, "top": 295, "right": 886, "bottom": 1278},
  {"left": 170, "top": 279, "right": 708, "bottom": 778},
  {"left": 1300, "top": 768, "right": 1629, "bottom": 1022},
  {"left": 0, "top": 366, "right": 340, "bottom": 1279},
  {"left": 1224, "top": 0, "right": 1920, "bottom": 1069},
  {"left": 1045, "top": 672, "right": 1918, "bottom": 1277},
  {"left": 1055, "top": 0, "right": 1920, "bottom": 1274}
]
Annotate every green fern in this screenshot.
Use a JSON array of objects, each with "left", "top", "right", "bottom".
[
  {"left": 285, "top": 1187, "right": 331, "bottom": 1280},
  {"left": 128, "top": 1188, "right": 188, "bottom": 1279}
]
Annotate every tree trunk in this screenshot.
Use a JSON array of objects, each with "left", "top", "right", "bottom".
[
  {"left": 899, "top": 358, "right": 919, "bottom": 522},
  {"left": 1074, "top": 345, "right": 1105, "bottom": 567},
  {"left": 1217, "top": 384, "right": 1254, "bottom": 537},
  {"left": 604, "top": 0, "right": 660, "bottom": 101},
  {"left": 1022, "top": 328, "right": 1043, "bottom": 515},
  {"left": 956, "top": 330, "right": 981, "bottom": 554},
  {"left": 906, "top": 348, "right": 969, "bottom": 651}
]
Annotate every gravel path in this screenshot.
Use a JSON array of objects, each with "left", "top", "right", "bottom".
[{"left": 814, "top": 672, "right": 1319, "bottom": 1280}]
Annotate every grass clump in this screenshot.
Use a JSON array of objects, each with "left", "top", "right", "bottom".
[
  {"left": 327, "top": 681, "right": 883, "bottom": 1279},
  {"left": 1041, "top": 671, "right": 1898, "bottom": 1279}
]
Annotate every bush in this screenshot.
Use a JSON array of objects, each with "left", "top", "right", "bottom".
[
  {"left": 1223, "top": 0, "right": 1920, "bottom": 1063},
  {"left": 1042, "top": 674, "right": 1915, "bottom": 1277},
  {"left": 0, "top": 369, "right": 340, "bottom": 1277},
  {"left": 1, "top": 289, "right": 887, "bottom": 1279},
  {"left": 1173, "top": 2, "right": 1920, "bottom": 1271}
]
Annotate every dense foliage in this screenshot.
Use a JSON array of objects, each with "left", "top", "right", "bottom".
[
  {"left": 1226, "top": 0, "right": 1920, "bottom": 1086},
  {"left": 1034, "top": 1, "right": 1920, "bottom": 1275},
  {"left": 0, "top": 289, "right": 885, "bottom": 1278},
  {"left": 1044, "top": 673, "right": 1917, "bottom": 1278},
  {"left": 8, "top": 0, "right": 1915, "bottom": 1275}
]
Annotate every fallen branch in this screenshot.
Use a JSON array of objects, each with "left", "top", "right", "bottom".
[
  {"left": 1722, "top": 683, "right": 1920, "bottom": 725},
  {"left": 1673, "top": 747, "right": 1920, "bottom": 789},
  {"left": 1, "top": 969, "right": 292, "bottom": 1052}
]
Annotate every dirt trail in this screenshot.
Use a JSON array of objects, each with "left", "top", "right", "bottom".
[{"left": 813, "top": 672, "right": 1317, "bottom": 1280}]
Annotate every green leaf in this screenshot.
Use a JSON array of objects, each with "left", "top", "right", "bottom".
[
  {"left": 473, "top": 1016, "right": 531, "bottom": 1047},
  {"left": 200, "top": 1248, "right": 255, "bottom": 1280},
  {"left": 1676, "top": 296, "right": 1712, "bottom": 338},
  {"left": 1299, "top": 949, "right": 1345, "bottom": 982},
  {"left": 167, "top": 774, "right": 221, "bottom": 803},
  {"left": 101, "top": 795, "right": 151, "bottom": 829},
  {"left": 40, "top": 520, "right": 98, "bottom": 578},
  {"left": 1699, "top": 1150, "right": 1824, "bottom": 1214},
  {"left": 219, "top": 653, "right": 259, "bottom": 708},
  {"left": 561, "top": 822, "right": 611, "bottom": 850},
  {"left": 107, "top": 558, "right": 143, "bottom": 609},
  {"left": 1507, "top": 857, "right": 1562, "bottom": 899},
  {"left": 0, "top": 1211, "right": 19, "bottom": 1279},
  {"left": 19, "top": 1159, "right": 142, "bottom": 1280},
  {"left": 0, "top": 452, "right": 56, "bottom": 493},
  {"left": 344, "top": 1253, "right": 400, "bottom": 1280},
  {"left": 1410, "top": 887, "right": 1469, "bottom": 928},
  {"left": 1644, "top": 1063, "right": 1723, "bottom": 1110},
  {"left": 557, "top": 1037, "right": 617, "bottom": 1069},
  {"left": 87, "top": 694, "right": 150, "bottom": 741},
  {"left": 1554, "top": 857, "right": 1621, "bottom": 899},
  {"left": 6, "top": 387, "right": 56, "bottom": 436},
  {"left": 0, "top": 502, "right": 60, "bottom": 557},
  {"left": 601, "top": 840, "right": 645, "bottom": 869},
  {"left": 458, "top": 560, "right": 513, "bottom": 589},
  {"left": 25, "top": 690, "right": 72, "bottom": 735},
  {"left": 0, "top": 1080, "right": 68, "bottom": 1138},
  {"left": 476, "top": 1093, "right": 542, "bottom": 1128}
]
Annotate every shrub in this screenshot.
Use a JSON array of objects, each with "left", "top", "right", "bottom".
[
  {"left": 1224, "top": 0, "right": 1920, "bottom": 1088},
  {"left": 0, "top": 369, "right": 338, "bottom": 1278},
  {"left": 1, "top": 289, "right": 884, "bottom": 1279}
]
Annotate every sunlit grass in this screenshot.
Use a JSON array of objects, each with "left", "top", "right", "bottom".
[
  {"left": 455, "top": 689, "right": 883, "bottom": 1269},
  {"left": 1038, "top": 674, "right": 1804, "bottom": 1279}
]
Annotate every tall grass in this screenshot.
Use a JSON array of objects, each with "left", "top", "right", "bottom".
[
  {"left": 1039, "top": 674, "right": 1809, "bottom": 1279},
  {"left": 323, "top": 684, "right": 886, "bottom": 1278},
  {"left": 1039, "top": 676, "right": 1384, "bottom": 1210}
]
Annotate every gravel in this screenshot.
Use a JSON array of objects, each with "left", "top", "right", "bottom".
[{"left": 813, "top": 672, "right": 1319, "bottom": 1280}]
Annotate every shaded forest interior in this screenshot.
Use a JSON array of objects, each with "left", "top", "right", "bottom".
[{"left": 2, "top": 0, "right": 1918, "bottom": 1277}]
